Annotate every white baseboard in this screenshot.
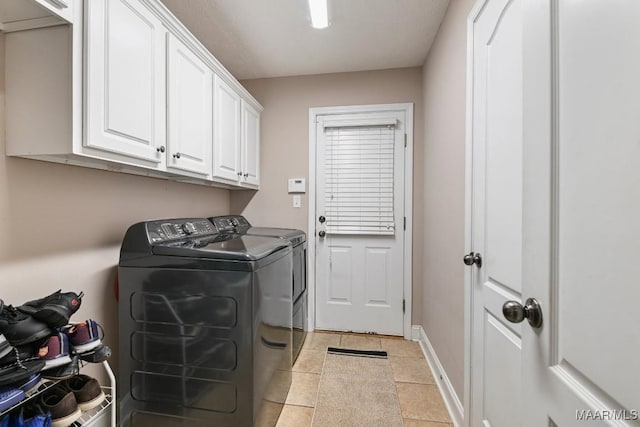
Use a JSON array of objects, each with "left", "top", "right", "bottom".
[{"left": 412, "top": 325, "right": 464, "bottom": 427}]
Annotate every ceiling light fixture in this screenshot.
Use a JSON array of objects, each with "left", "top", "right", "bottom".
[{"left": 308, "top": 0, "right": 329, "bottom": 29}]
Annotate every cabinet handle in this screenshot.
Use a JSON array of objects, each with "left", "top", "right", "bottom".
[
  {"left": 243, "top": 173, "right": 249, "bottom": 178},
  {"left": 173, "top": 152, "right": 181, "bottom": 159},
  {"left": 237, "top": 171, "right": 242, "bottom": 176},
  {"left": 157, "top": 146, "right": 165, "bottom": 153}
]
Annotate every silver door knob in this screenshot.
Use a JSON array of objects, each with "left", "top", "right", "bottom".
[
  {"left": 502, "top": 298, "right": 543, "bottom": 328},
  {"left": 463, "top": 252, "right": 482, "bottom": 268},
  {"left": 318, "top": 230, "right": 326, "bottom": 238}
]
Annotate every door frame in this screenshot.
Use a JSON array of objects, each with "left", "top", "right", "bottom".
[
  {"left": 463, "top": 1, "right": 502, "bottom": 426},
  {"left": 308, "top": 103, "right": 414, "bottom": 340}
]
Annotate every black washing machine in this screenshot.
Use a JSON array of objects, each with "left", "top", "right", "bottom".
[
  {"left": 210, "top": 215, "right": 307, "bottom": 363},
  {"left": 118, "top": 218, "right": 292, "bottom": 427}
]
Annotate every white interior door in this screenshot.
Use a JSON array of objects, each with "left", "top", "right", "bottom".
[
  {"left": 468, "top": 0, "right": 524, "bottom": 425},
  {"left": 469, "top": 0, "right": 640, "bottom": 426},
  {"left": 522, "top": 1, "right": 640, "bottom": 425},
  {"left": 315, "top": 110, "right": 406, "bottom": 336}
]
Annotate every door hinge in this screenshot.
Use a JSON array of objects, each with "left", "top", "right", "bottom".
[
  {"left": 403, "top": 299, "right": 406, "bottom": 313},
  {"left": 404, "top": 134, "right": 407, "bottom": 147},
  {"left": 403, "top": 217, "right": 406, "bottom": 230}
]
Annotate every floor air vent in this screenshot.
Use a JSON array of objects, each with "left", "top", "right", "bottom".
[{"left": 327, "top": 347, "right": 388, "bottom": 358}]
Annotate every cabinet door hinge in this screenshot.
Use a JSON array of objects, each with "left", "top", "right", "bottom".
[
  {"left": 404, "top": 134, "right": 407, "bottom": 147},
  {"left": 403, "top": 217, "right": 406, "bottom": 230},
  {"left": 403, "top": 299, "right": 406, "bottom": 313}
]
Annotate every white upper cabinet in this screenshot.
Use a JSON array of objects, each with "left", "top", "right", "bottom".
[
  {"left": 5, "top": 0, "right": 262, "bottom": 189},
  {"left": 167, "top": 34, "right": 213, "bottom": 178},
  {"left": 85, "top": 0, "right": 166, "bottom": 167},
  {"left": 241, "top": 100, "right": 260, "bottom": 186},
  {"left": 213, "top": 75, "right": 242, "bottom": 182}
]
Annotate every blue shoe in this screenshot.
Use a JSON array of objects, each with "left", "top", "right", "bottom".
[
  {"left": 14, "top": 374, "right": 41, "bottom": 394},
  {"left": 12, "top": 404, "right": 52, "bottom": 427},
  {"left": 0, "top": 384, "right": 25, "bottom": 412}
]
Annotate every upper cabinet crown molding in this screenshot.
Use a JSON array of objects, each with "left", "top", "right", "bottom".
[{"left": 5, "top": 0, "right": 262, "bottom": 190}]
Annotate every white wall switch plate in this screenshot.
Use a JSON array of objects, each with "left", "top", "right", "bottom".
[{"left": 293, "top": 195, "right": 301, "bottom": 208}]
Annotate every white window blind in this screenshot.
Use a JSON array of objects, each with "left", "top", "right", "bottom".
[{"left": 324, "top": 124, "right": 395, "bottom": 236}]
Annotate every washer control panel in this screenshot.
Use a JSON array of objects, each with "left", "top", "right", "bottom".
[{"left": 146, "top": 219, "right": 216, "bottom": 243}]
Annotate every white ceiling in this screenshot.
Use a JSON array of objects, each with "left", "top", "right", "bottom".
[{"left": 159, "top": 0, "right": 450, "bottom": 80}]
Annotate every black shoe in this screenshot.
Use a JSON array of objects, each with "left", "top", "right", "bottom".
[
  {"left": 78, "top": 345, "right": 111, "bottom": 363},
  {"left": 41, "top": 355, "right": 79, "bottom": 381},
  {"left": 18, "top": 290, "right": 84, "bottom": 328},
  {"left": 0, "top": 347, "right": 45, "bottom": 386},
  {"left": 0, "top": 302, "right": 51, "bottom": 346}
]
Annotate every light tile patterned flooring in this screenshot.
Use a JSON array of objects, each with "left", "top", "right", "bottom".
[{"left": 276, "top": 331, "right": 453, "bottom": 427}]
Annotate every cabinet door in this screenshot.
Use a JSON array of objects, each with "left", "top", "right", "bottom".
[
  {"left": 241, "top": 100, "right": 260, "bottom": 186},
  {"left": 85, "top": 0, "right": 166, "bottom": 166},
  {"left": 213, "top": 75, "right": 241, "bottom": 181},
  {"left": 166, "top": 34, "right": 212, "bottom": 177},
  {"left": 36, "top": 0, "right": 73, "bottom": 23}
]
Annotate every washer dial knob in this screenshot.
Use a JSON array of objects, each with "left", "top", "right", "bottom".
[{"left": 182, "top": 222, "right": 196, "bottom": 235}]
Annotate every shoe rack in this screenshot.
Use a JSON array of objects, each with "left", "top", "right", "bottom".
[{"left": 0, "top": 361, "right": 116, "bottom": 427}]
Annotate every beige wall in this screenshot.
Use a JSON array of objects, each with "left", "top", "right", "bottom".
[
  {"left": 233, "top": 67, "right": 425, "bottom": 323},
  {"left": 421, "top": 0, "right": 475, "bottom": 401},
  {"left": 0, "top": 34, "right": 231, "bottom": 379}
]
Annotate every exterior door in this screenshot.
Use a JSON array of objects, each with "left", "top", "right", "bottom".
[
  {"left": 522, "top": 1, "right": 640, "bottom": 425},
  {"left": 315, "top": 110, "right": 406, "bottom": 336},
  {"left": 467, "top": 0, "right": 524, "bottom": 425},
  {"left": 468, "top": 1, "right": 640, "bottom": 426}
]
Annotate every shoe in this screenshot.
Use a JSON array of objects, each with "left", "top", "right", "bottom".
[
  {"left": 62, "top": 320, "right": 102, "bottom": 354},
  {"left": 0, "top": 384, "right": 25, "bottom": 412},
  {"left": 0, "top": 348, "right": 45, "bottom": 387},
  {"left": 41, "top": 355, "right": 79, "bottom": 381},
  {"left": 40, "top": 385, "right": 81, "bottom": 427},
  {"left": 14, "top": 373, "right": 41, "bottom": 394},
  {"left": 78, "top": 345, "right": 111, "bottom": 364},
  {"left": 37, "top": 333, "right": 71, "bottom": 370},
  {"left": 0, "top": 335, "right": 11, "bottom": 361},
  {"left": 18, "top": 291, "right": 83, "bottom": 328},
  {"left": 11, "top": 403, "right": 52, "bottom": 427},
  {"left": 63, "top": 375, "right": 105, "bottom": 412},
  {"left": 0, "top": 302, "right": 51, "bottom": 346}
]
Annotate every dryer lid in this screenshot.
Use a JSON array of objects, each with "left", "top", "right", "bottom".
[{"left": 152, "top": 235, "right": 291, "bottom": 261}]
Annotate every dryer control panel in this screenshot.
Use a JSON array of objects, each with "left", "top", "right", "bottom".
[
  {"left": 146, "top": 219, "right": 216, "bottom": 243},
  {"left": 210, "top": 215, "right": 251, "bottom": 233}
]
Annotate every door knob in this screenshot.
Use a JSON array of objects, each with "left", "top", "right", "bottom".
[
  {"left": 319, "top": 216, "right": 326, "bottom": 224},
  {"left": 318, "top": 230, "right": 326, "bottom": 238},
  {"left": 156, "top": 146, "right": 165, "bottom": 153},
  {"left": 244, "top": 173, "right": 248, "bottom": 178},
  {"left": 173, "top": 152, "right": 181, "bottom": 159},
  {"left": 502, "top": 298, "right": 543, "bottom": 328},
  {"left": 463, "top": 252, "right": 482, "bottom": 268}
]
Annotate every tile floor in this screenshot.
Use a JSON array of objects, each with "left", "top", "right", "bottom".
[{"left": 275, "top": 331, "right": 453, "bottom": 427}]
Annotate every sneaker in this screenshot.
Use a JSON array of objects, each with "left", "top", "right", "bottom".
[
  {"left": 14, "top": 374, "right": 41, "bottom": 394},
  {"left": 11, "top": 403, "right": 52, "bottom": 427},
  {"left": 0, "top": 335, "right": 11, "bottom": 361},
  {"left": 0, "top": 384, "right": 25, "bottom": 412},
  {"left": 0, "top": 348, "right": 45, "bottom": 387},
  {"left": 78, "top": 345, "right": 111, "bottom": 364},
  {"left": 37, "top": 333, "right": 71, "bottom": 370},
  {"left": 62, "top": 320, "right": 102, "bottom": 354},
  {"left": 63, "top": 375, "right": 105, "bottom": 412},
  {"left": 40, "top": 386, "right": 81, "bottom": 427},
  {"left": 0, "top": 302, "right": 51, "bottom": 346},
  {"left": 41, "top": 355, "right": 79, "bottom": 381},
  {"left": 18, "top": 291, "right": 83, "bottom": 328}
]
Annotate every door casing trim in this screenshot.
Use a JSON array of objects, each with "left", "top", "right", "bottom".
[{"left": 308, "top": 102, "right": 414, "bottom": 339}]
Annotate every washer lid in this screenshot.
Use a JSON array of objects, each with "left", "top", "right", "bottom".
[
  {"left": 247, "top": 227, "right": 306, "bottom": 245},
  {"left": 152, "top": 235, "right": 291, "bottom": 261}
]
